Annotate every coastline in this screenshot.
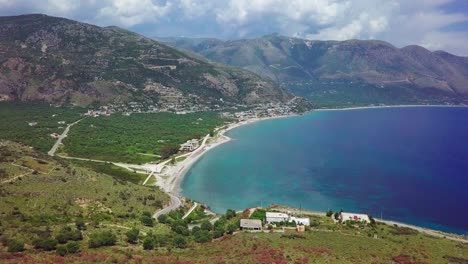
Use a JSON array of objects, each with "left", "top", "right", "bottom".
[
  {"left": 152, "top": 105, "right": 468, "bottom": 241},
  {"left": 167, "top": 114, "right": 295, "bottom": 196}
]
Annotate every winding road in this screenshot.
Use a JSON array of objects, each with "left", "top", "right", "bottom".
[{"left": 153, "top": 193, "right": 182, "bottom": 219}]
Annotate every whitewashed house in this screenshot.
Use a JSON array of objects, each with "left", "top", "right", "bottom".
[
  {"left": 340, "top": 212, "right": 370, "bottom": 223},
  {"left": 266, "top": 212, "right": 290, "bottom": 224},
  {"left": 290, "top": 217, "right": 310, "bottom": 226}
]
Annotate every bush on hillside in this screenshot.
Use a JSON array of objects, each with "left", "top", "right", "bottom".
[
  {"left": 126, "top": 228, "right": 140, "bottom": 244},
  {"left": 7, "top": 239, "right": 24, "bottom": 252},
  {"left": 88, "top": 230, "right": 117, "bottom": 248},
  {"left": 33, "top": 238, "right": 58, "bottom": 251}
]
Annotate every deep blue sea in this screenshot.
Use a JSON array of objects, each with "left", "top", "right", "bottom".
[{"left": 181, "top": 107, "right": 468, "bottom": 234}]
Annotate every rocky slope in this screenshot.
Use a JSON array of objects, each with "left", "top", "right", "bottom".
[
  {"left": 162, "top": 35, "right": 468, "bottom": 106},
  {"left": 0, "top": 15, "right": 293, "bottom": 107}
]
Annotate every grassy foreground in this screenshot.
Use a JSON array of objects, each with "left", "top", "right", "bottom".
[{"left": 0, "top": 141, "right": 466, "bottom": 263}]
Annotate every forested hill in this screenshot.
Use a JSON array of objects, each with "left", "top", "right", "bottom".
[
  {"left": 0, "top": 14, "right": 294, "bottom": 107},
  {"left": 161, "top": 35, "right": 468, "bottom": 107}
]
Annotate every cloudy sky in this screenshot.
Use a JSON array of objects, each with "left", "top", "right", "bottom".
[{"left": 1, "top": 0, "right": 468, "bottom": 55}]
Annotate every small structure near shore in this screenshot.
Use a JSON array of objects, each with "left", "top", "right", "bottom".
[
  {"left": 240, "top": 219, "right": 262, "bottom": 231},
  {"left": 340, "top": 212, "right": 370, "bottom": 223},
  {"left": 180, "top": 139, "right": 200, "bottom": 151},
  {"left": 266, "top": 212, "right": 311, "bottom": 226}
]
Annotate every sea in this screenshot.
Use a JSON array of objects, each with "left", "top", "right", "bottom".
[{"left": 181, "top": 106, "right": 468, "bottom": 235}]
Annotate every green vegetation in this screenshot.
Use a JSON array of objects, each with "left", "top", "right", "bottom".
[
  {"left": 88, "top": 230, "right": 117, "bottom": 248},
  {"left": 64, "top": 112, "right": 227, "bottom": 163},
  {"left": 250, "top": 209, "right": 266, "bottom": 221},
  {"left": 0, "top": 103, "right": 83, "bottom": 152},
  {"left": 70, "top": 160, "right": 146, "bottom": 184}
]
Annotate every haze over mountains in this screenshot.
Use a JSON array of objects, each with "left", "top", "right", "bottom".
[
  {"left": 162, "top": 35, "right": 468, "bottom": 106},
  {"left": 0, "top": 14, "right": 294, "bottom": 107}
]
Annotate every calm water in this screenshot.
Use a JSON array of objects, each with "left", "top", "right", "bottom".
[{"left": 181, "top": 107, "right": 468, "bottom": 234}]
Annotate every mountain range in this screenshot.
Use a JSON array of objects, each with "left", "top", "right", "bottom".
[
  {"left": 161, "top": 35, "right": 468, "bottom": 107},
  {"left": 0, "top": 15, "right": 293, "bottom": 107}
]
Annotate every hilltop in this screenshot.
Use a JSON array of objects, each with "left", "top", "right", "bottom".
[
  {"left": 161, "top": 35, "right": 468, "bottom": 107},
  {"left": 0, "top": 15, "right": 295, "bottom": 108}
]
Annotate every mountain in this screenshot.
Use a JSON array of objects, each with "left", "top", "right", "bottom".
[
  {"left": 0, "top": 15, "right": 294, "bottom": 107},
  {"left": 161, "top": 35, "right": 468, "bottom": 107}
]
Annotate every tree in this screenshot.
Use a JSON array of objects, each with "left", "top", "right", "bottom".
[
  {"left": 173, "top": 236, "right": 187, "bottom": 249},
  {"left": 143, "top": 237, "right": 154, "bottom": 250},
  {"left": 200, "top": 220, "right": 213, "bottom": 231},
  {"left": 334, "top": 212, "right": 341, "bottom": 221},
  {"left": 213, "top": 226, "right": 225, "bottom": 238},
  {"left": 126, "top": 228, "right": 140, "bottom": 244},
  {"left": 7, "top": 239, "right": 24, "bottom": 252},
  {"left": 369, "top": 215, "right": 376, "bottom": 226},
  {"left": 170, "top": 157, "right": 176, "bottom": 164},
  {"left": 157, "top": 214, "right": 168, "bottom": 224},
  {"left": 225, "top": 209, "right": 236, "bottom": 219},
  {"left": 326, "top": 210, "right": 333, "bottom": 217},
  {"left": 88, "top": 231, "right": 117, "bottom": 248},
  {"left": 193, "top": 230, "right": 213, "bottom": 243},
  {"left": 141, "top": 215, "right": 154, "bottom": 227},
  {"left": 161, "top": 145, "right": 179, "bottom": 159},
  {"left": 226, "top": 223, "right": 237, "bottom": 234}
]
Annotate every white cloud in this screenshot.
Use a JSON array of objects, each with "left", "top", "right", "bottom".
[
  {"left": 97, "top": 0, "right": 172, "bottom": 27},
  {"left": 0, "top": 0, "right": 467, "bottom": 55}
]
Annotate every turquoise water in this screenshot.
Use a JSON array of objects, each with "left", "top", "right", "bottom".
[{"left": 181, "top": 107, "right": 468, "bottom": 234}]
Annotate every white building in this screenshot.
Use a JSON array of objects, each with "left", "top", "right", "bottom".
[
  {"left": 180, "top": 139, "right": 200, "bottom": 151},
  {"left": 290, "top": 217, "right": 310, "bottom": 226},
  {"left": 240, "top": 219, "right": 262, "bottom": 231},
  {"left": 340, "top": 212, "right": 370, "bottom": 223},
  {"left": 266, "top": 212, "right": 290, "bottom": 224}
]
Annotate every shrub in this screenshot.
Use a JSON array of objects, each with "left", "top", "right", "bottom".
[
  {"left": 173, "top": 236, "right": 187, "bottom": 249},
  {"left": 56, "top": 245, "right": 67, "bottom": 256},
  {"left": 88, "top": 230, "right": 117, "bottom": 248},
  {"left": 141, "top": 215, "right": 154, "bottom": 227},
  {"left": 66, "top": 241, "right": 80, "bottom": 253},
  {"left": 326, "top": 210, "right": 333, "bottom": 217},
  {"left": 200, "top": 220, "right": 213, "bottom": 231},
  {"left": 7, "top": 239, "right": 24, "bottom": 252},
  {"left": 33, "top": 238, "right": 58, "bottom": 251},
  {"left": 225, "top": 209, "right": 236, "bottom": 219},
  {"left": 126, "top": 228, "right": 139, "bottom": 244},
  {"left": 157, "top": 214, "right": 168, "bottom": 224},
  {"left": 193, "top": 229, "right": 213, "bottom": 243},
  {"left": 56, "top": 226, "right": 82, "bottom": 244},
  {"left": 226, "top": 223, "right": 237, "bottom": 234},
  {"left": 142, "top": 237, "right": 154, "bottom": 250}
]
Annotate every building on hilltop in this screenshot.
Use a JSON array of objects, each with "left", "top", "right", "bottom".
[
  {"left": 290, "top": 217, "right": 310, "bottom": 226},
  {"left": 240, "top": 219, "right": 262, "bottom": 231},
  {"left": 266, "top": 212, "right": 290, "bottom": 224},
  {"left": 266, "top": 212, "right": 311, "bottom": 226},
  {"left": 340, "top": 212, "right": 370, "bottom": 223}
]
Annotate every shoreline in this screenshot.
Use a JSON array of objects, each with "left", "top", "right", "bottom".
[
  {"left": 167, "top": 114, "right": 295, "bottom": 196},
  {"left": 152, "top": 105, "right": 468, "bottom": 241}
]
